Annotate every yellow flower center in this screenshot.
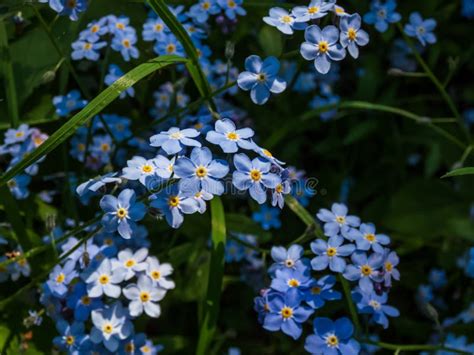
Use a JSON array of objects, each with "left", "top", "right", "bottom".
[
  {"left": 151, "top": 270, "right": 161, "bottom": 280},
  {"left": 326, "top": 335, "right": 339, "bottom": 347},
  {"left": 91, "top": 25, "right": 99, "bottom": 33},
  {"left": 348, "top": 28, "right": 357, "bottom": 40},
  {"left": 311, "top": 286, "right": 321, "bottom": 294},
  {"left": 34, "top": 136, "right": 45, "bottom": 146},
  {"left": 196, "top": 166, "right": 208, "bottom": 178},
  {"left": 142, "top": 164, "right": 153, "bottom": 173},
  {"left": 257, "top": 73, "right": 266, "bottom": 82},
  {"left": 125, "top": 259, "right": 135, "bottom": 268},
  {"left": 140, "top": 291, "right": 150, "bottom": 302},
  {"left": 365, "top": 234, "right": 376, "bottom": 242},
  {"left": 117, "top": 207, "right": 128, "bottom": 219},
  {"left": 81, "top": 296, "right": 91, "bottom": 305},
  {"left": 170, "top": 131, "right": 183, "bottom": 139},
  {"left": 78, "top": 143, "right": 86, "bottom": 151},
  {"left": 100, "top": 143, "right": 110, "bottom": 152},
  {"left": 99, "top": 274, "right": 110, "bottom": 285},
  {"left": 335, "top": 215, "right": 345, "bottom": 224},
  {"left": 308, "top": 6, "right": 319, "bottom": 14},
  {"left": 202, "top": 2, "right": 210, "bottom": 9},
  {"left": 369, "top": 300, "right": 381, "bottom": 310},
  {"left": 262, "top": 149, "right": 273, "bottom": 158},
  {"left": 7, "top": 180, "right": 16, "bottom": 188},
  {"left": 168, "top": 196, "right": 180, "bottom": 207},
  {"left": 284, "top": 259, "right": 294, "bottom": 267},
  {"left": 336, "top": 6, "right": 345, "bottom": 14},
  {"left": 250, "top": 169, "right": 262, "bottom": 182},
  {"left": 84, "top": 43, "right": 92, "bottom": 50},
  {"left": 288, "top": 278, "right": 300, "bottom": 287},
  {"left": 56, "top": 273, "right": 65, "bottom": 283},
  {"left": 122, "top": 39, "right": 131, "bottom": 48},
  {"left": 318, "top": 41, "right": 329, "bottom": 53},
  {"left": 276, "top": 184, "right": 284, "bottom": 193},
  {"left": 141, "top": 345, "right": 151, "bottom": 353},
  {"left": 103, "top": 324, "right": 113, "bottom": 334},
  {"left": 65, "top": 335, "right": 75, "bottom": 345},
  {"left": 226, "top": 132, "right": 239, "bottom": 141},
  {"left": 281, "top": 15, "right": 292, "bottom": 24},
  {"left": 280, "top": 306, "right": 293, "bottom": 319},
  {"left": 228, "top": 0, "right": 236, "bottom": 8},
  {"left": 116, "top": 23, "right": 125, "bottom": 30},
  {"left": 125, "top": 343, "right": 135, "bottom": 352},
  {"left": 154, "top": 24, "right": 163, "bottom": 31},
  {"left": 166, "top": 44, "right": 176, "bottom": 53},
  {"left": 15, "top": 131, "right": 24, "bottom": 138},
  {"left": 326, "top": 247, "right": 337, "bottom": 257},
  {"left": 385, "top": 262, "right": 393, "bottom": 272},
  {"left": 361, "top": 265, "right": 372, "bottom": 276}
]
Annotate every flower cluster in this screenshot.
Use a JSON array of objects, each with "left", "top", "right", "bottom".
[
  {"left": 40, "top": 227, "right": 171, "bottom": 353},
  {"left": 254, "top": 202, "right": 400, "bottom": 353},
  {"left": 71, "top": 15, "right": 139, "bottom": 62},
  {"left": 76, "top": 117, "right": 291, "bottom": 232},
  {"left": 262, "top": 1, "right": 369, "bottom": 74},
  {"left": 0, "top": 124, "right": 48, "bottom": 199}
]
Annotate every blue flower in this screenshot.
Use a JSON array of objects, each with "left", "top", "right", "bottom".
[
  {"left": 428, "top": 268, "right": 447, "bottom": 289},
  {"left": 105, "top": 65, "right": 134, "bottom": 98},
  {"left": 462, "top": 0, "right": 474, "bottom": 19},
  {"left": 263, "top": 8, "right": 299, "bottom": 35},
  {"left": 150, "top": 127, "right": 201, "bottom": 155},
  {"left": 7, "top": 174, "right": 30, "bottom": 200},
  {"left": 271, "top": 178, "right": 291, "bottom": 209},
  {"left": 149, "top": 184, "right": 200, "bottom": 229},
  {"left": 339, "top": 13, "right": 369, "bottom": 59},
  {"left": 263, "top": 288, "right": 314, "bottom": 340},
  {"left": 310, "top": 235, "right": 355, "bottom": 273},
  {"left": 123, "top": 275, "right": 166, "bottom": 317},
  {"left": 354, "top": 290, "right": 399, "bottom": 329},
  {"left": 71, "top": 39, "right": 106, "bottom": 61},
  {"left": 270, "top": 267, "right": 312, "bottom": 293},
  {"left": 46, "top": 260, "right": 77, "bottom": 297},
  {"left": 188, "top": 0, "right": 220, "bottom": 23},
  {"left": 343, "top": 251, "right": 384, "bottom": 293},
  {"left": 363, "top": 0, "right": 401, "bottom": 33},
  {"left": 66, "top": 282, "right": 103, "bottom": 322},
  {"left": 4, "top": 124, "right": 31, "bottom": 145},
  {"left": 84, "top": 258, "right": 125, "bottom": 298},
  {"left": 303, "top": 275, "right": 341, "bottom": 309},
  {"left": 205, "top": 118, "right": 254, "bottom": 153},
  {"left": 90, "top": 302, "right": 133, "bottom": 352},
  {"left": 217, "top": 0, "right": 246, "bottom": 20},
  {"left": 304, "top": 317, "right": 360, "bottom": 354},
  {"left": 108, "top": 15, "right": 134, "bottom": 36},
  {"left": 268, "top": 245, "right": 306, "bottom": 275},
  {"left": 76, "top": 172, "right": 122, "bottom": 204},
  {"left": 53, "top": 320, "right": 91, "bottom": 352},
  {"left": 122, "top": 156, "right": 164, "bottom": 186},
  {"left": 404, "top": 12, "right": 437, "bottom": 46},
  {"left": 174, "top": 147, "right": 229, "bottom": 196},
  {"left": 416, "top": 284, "right": 433, "bottom": 303},
  {"left": 316, "top": 203, "right": 361, "bottom": 238},
  {"left": 79, "top": 17, "right": 109, "bottom": 42},
  {"left": 53, "top": 90, "right": 88, "bottom": 117},
  {"left": 437, "top": 334, "right": 474, "bottom": 355},
  {"left": 292, "top": 0, "right": 335, "bottom": 22},
  {"left": 145, "top": 256, "right": 176, "bottom": 290},
  {"left": 237, "top": 55, "right": 287, "bottom": 105},
  {"left": 232, "top": 153, "right": 281, "bottom": 204},
  {"left": 252, "top": 205, "right": 282, "bottom": 230},
  {"left": 300, "top": 25, "right": 346, "bottom": 75},
  {"left": 309, "top": 94, "right": 340, "bottom": 121},
  {"left": 100, "top": 189, "right": 147, "bottom": 239},
  {"left": 382, "top": 249, "right": 400, "bottom": 287},
  {"left": 349, "top": 223, "right": 390, "bottom": 253},
  {"left": 111, "top": 31, "right": 139, "bottom": 61},
  {"left": 142, "top": 17, "right": 168, "bottom": 41},
  {"left": 40, "top": 0, "right": 87, "bottom": 20},
  {"left": 112, "top": 248, "right": 149, "bottom": 281},
  {"left": 154, "top": 34, "right": 185, "bottom": 56}
]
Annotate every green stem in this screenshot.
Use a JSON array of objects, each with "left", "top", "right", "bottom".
[
  {"left": 397, "top": 23, "right": 470, "bottom": 143},
  {"left": 365, "top": 340, "right": 472, "bottom": 354},
  {"left": 339, "top": 275, "right": 362, "bottom": 334},
  {"left": 229, "top": 234, "right": 269, "bottom": 254},
  {"left": 0, "top": 20, "right": 19, "bottom": 127}
]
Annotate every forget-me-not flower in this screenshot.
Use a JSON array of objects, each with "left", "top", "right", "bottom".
[
  {"left": 205, "top": 118, "right": 255, "bottom": 153},
  {"left": 343, "top": 251, "right": 384, "bottom": 293},
  {"left": 363, "top": 0, "right": 401, "bottom": 33},
  {"left": 150, "top": 127, "right": 201, "bottom": 155},
  {"left": 123, "top": 275, "right": 166, "bottom": 317},
  {"left": 404, "top": 12, "right": 437, "bottom": 46},
  {"left": 339, "top": 13, "right": 370, "bottom": 59},
  {"left": 310, "top": 235, "right": 355, "bottom": 273},
  {"left": 84, "top": 258, "right": 126, "bottom": 298}
]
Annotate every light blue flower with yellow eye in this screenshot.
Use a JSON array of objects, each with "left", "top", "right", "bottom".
[
  {"left": 292, "top": 0, "right": 335, "bottom": 22},
  {"left": 53, "top": 90, "right": 88, "bottom": 117},
  {"left": 154, "top": 34, "right": 185, "bottom": 56},
  {"left": 105, "top": 65, "right": 134, "bottom": 99},
  {"left": 100, "top": 189, "right": 147, "bottom": 239},
  {"left": 310, "top": 235, "right": 355, "bottom": 273},
  {"left": 300, "top": 25, "right": 346, "bottom": 74},
  {"left": 150, "top": 127, "right": 201, "bottom": 155},
  {"left": 206, "top": 118, "right": 254, "bottom": 153},
  {"left": 188, "top": 0, "right": 220, "bottom": 24},
  {"left": 404, "top": 12, "right": 437, "bottom": 46},
  {"left": 53, "top": 320, "right": 91, "bottom": 352},
  {"left": 4, "top": 123, "right": 31, "bottom": 144},
  {"left": 217, "top": 0, "right": 246, "bottom": 20},
  {"left": 84, "top": 258, "right": 126, "bottom": 298},
  {"left": 122, "top": 156, "right": 162, "bottom": 186},
  {"left": 343, "top": 251, "right": 384, "bottom": 293},
  {"left": 237, "top": 55, "right": 287, "bottom": 105},
  {"left": 305, "top": 317, "right": 360, "bottom": 354},
  {"left": 71, "top": 39, "right": 106, "bottom": 61},
  {"left": 303, "top": 275, "right": 341, "bottom": 309},
  {"left": 174, "top": 147, "right": 229, "bottom": 197},
  {"left": 46, "top": 260, "right": 77, "bottom": 297},
  {"left": 339, "top": 13, "right": 370, "bottom": 59},
  {"left": 90, "top": 302, "right": 133, "bottom": 353},
  {"left": 107, "top": 15, "right": 134, "bottom": 36},
  {"left": 7, "top": 174, "right": 31, "bottom": 200},
  {"left": 349, "top": 223, "right": 390, "bottom": 253},
  {"left": 111, "top": 32, "right": 139, "bottom": 62},
  {"left": 123, "top": 275, "right": 166, "bottom": 318},
  {"left": 142, "top": 17, "right": 168, "bottom": 42},
  {"left": 80, "top": 17, "right": 109, "bottom": 42},
  {"left": 232, "top": 153, "right": 281, "bottom": 204},
  {"left": 263, "top": 7, "right": 298, "bottom": 35},
  {"left": 354, "top": 290, "right": 400, "bottom": 329},
  {"left": 149, "top": 184, "right": 200, "bottom": 229}
]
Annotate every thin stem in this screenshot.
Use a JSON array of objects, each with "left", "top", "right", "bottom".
[
  {"left": 397, "top": 23, "right": 470, "bottom": 143},
  {"left": 339, "top": 275, "right": 362, "bottom": 334},
  {"left": 0, "top": 20, "right": 19, "bottom": 127}
]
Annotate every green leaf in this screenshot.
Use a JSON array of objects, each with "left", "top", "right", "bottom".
[
  {"left": 147, "top": 0, "right": 217, "bottom": 112},
  {"left": 0, "top": 55, "right": 186, "bottom": 187},
  {"left": 441, "top": 167, "right": 474, "bottom": 178},
  {"left": 258, "top": 26, "right": 283, "bottom": 57},
  {"left": 196, "top": 197, "right": 226, "bottom": 355}
]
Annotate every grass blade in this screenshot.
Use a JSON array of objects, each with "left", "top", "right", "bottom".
[
  {"left": 441, "top": 167, "right": 474, "bottom": 178},
  {"left": 0, "top": 20, "right": 19, "bottom": 127},
  {"left": 0, "top": 55, "right": 187, "bottom": 187},
  {"left": 196, "top": 197, "right": 226, "bottom": 355}
]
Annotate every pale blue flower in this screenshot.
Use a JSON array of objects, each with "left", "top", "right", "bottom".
[
  {"left": 150, "top": 127, "right": 201, "bottom": 155},
  {"left": 339, "top": 13, "right": 369, "bottom": 59},
  {"left": 123, "top": 275, "right": 166, "bottom": 317},
  {"left": 205, "top": 118, "right": 254, "bottom": 153},
  {"left": 84, "top": 258, "right": 125, "bottom": 298},
  {"left": 404, "top": 12, "right": 437, "bottom": 46}
]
